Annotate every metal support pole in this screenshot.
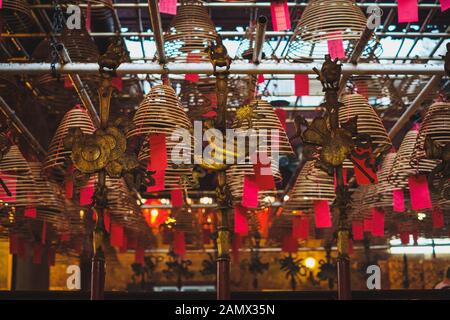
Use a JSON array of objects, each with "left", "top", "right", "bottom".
[
  {"left": 388, "top": 75, "right": 442, "bottom": 140},
  {"left": 0, "top": 97, "right": 47, "bottom": 158},
  {"left": 148, "top": 0, "right": 167, "bottom": 64},
  {"left": 0, "top": 62, "right": 444, "bottom": 75}
]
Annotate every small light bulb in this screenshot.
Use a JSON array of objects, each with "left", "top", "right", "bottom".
[
  {"left": 79, "top": 209, "right": 85, "bottom": 219},
  {"left": 151, "top": 209, "right": 159, "bottom": 217},
  {"left": 305, "top": 257, "right": 316, "bottom": 269},
  {"left": 283, "top": 195, "right": 290, "bottom": 201}
]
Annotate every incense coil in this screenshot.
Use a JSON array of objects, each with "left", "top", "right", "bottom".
[
  {"left": 61, "top": 27, "right": 100, "bottom": 63},
  {"left": 340, "top": 94, "right": 392, "bottom": 154},
  {"left": 232, "top": 99, "right": 294, "bottom": 156},
  {"left": 129, "top": 85, "right": 192, "bottom": 138},
  {"left": 347, "top": 76, "right": 388, "bottom": 100},
  {"left": 389, "top": 129, "right": 436, "bottom": 188},
  {"left": 44, "top": 106, "right": 96, "bottom": 174},
  {"left": 0, "top": 0, "right": 35, "bottom": 33},
  {"left": 0, "top": 145, "right": 39, "bottom": 207},
  {"left": 226, "top": 158, "right": 282, "bottom": 207},
  {"left": 294, "top": 0, "right": 366, "bottom": 43},
  {"left": 411, "top": 102, "right": 450, "bottom": 171},
  {"left": 164, "top": 0, "right": 218, "bottom": 63},
  {"left": 283, "top": 161, "right": 335, "bottom": 214}
]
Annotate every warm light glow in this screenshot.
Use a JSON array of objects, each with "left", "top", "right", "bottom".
[
  {"left": 305, "top": 257, "right": 316, "bottom": 269},
  {"left": 200, "top": 197, "right": 213, "bottom": 204},
  {"left": 151, "top": 209, "right": 159, "bottom": 217},
  {"left": 417, "top": 212, "right": 426, "bottom": 221},
  {"left": 283, "top": 195, "right": 290, "bottom": 201},
  {"left": 263, "top": 196, "right": 275, "bottom": 204},
  {"left": 79, "top": 209, "right": 85, "bottom": 219},
  {"left": 206, "top": 216, "right": 212, "bottom": 224}
]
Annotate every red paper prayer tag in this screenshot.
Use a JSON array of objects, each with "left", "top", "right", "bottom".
[
  {"left": 432, "top": 207, "right": 444, "bottom": 229},
  {"left": 112, "top": 77, "right": 123, "bottom": 92},
  {"left": 185, "top": 74, "right": 200, "bottom": 82},
  {"left": 400, "top": 231, "right": 410, "bottom": 245},
  {"left": 110, "top": 223, "right": 124, "bottom": 248},
  {"left": 292, "top": 216, "right": 309, "bottom": 240},
  {"left": 64, "top": 76, "right": 73, "bottom": 88},
  {"left": 241, "top": 175, "right": 259, "bottom": 208},
  {"left": 79, "top": 184, "right": 94, "bottom": 206},
  {"left": 0, "top": 1, "right": 3, "bottom": 9},
  {"left": 104, "top": 210, "right": 111, "bottom": 233},
  {"left": 135, "top": 247, "right": 145, "bottom": 264},
  {"left": 148, "top": 134, "right": 167, "bottom": 171},
  {"left": 24, "top": 206, "right": 37, "bottom": 219},
  {"left": 234, "top": 206, "right": 249, "bottom": 236},
  {"left": 281, "top": 235, "right": 298, "bottom": 253},
  {"left": 352, "top": 221, "right": 364, "bottom": 241},
  {"left": 326, "top": 31, "right": 345, "bottom": 60},
  {"left": 397, "top": 0, "right": 419, "bottom": 23},
  {"left": 159, "top": 0, "right": 177, "bottom": 15},
  {"left": 185, "top": 52, "right": 201, "bottom": 82},
  {"left": 170, "top": 189, "right": 184, "bottom": 207},
  {"left": 270, "top": 0, "right": 291, "bottom": 31},
  {"left": 363, "top": 218, "right": 372, "bottom": 233},
  {"left": 252, "top": 153, "right": 275, "bottom": 191},
  {"left": 146, "top": 169, "right": 165, "bottom": 192},
  {"left": 32, "top": 243, "right": 43, "bottom": 265},
  {"left": 440, "top": 0, "right": 450, "bottom": 11},
  {"left": 294, "top": 74, "right": 309, "bottom": 96},
  {"left": 313, "top": 200, "right": 332, "bottom": 228},
  {"left": 257, "top": 209, "right": 270, "bottom": 238},
  {"left": 392, "top": 189, "right": 405, "bottom": 212},
  {"left": 351, "top": 145, "right": 378, "bottom": 185},
  {"left": 371, "top": 208, "right": 385, "bottom": 237},
  {"left": 408, "top": 175, "right": 432, "bottom": 210},
  {"left": 173, "top": 231, "right": 186, "bottom": 256},
  {"left": 86, "top": 1, "right": 91, "bottom": 32},
  {"left": 257, "top": 74, "right": 265, "bottom": 83}
]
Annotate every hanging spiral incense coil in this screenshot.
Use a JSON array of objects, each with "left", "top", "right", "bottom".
[
  {"left": 389, "top": 129, "right": 436, "bottom": 189},
  {"left": 0, "top": 0, "right": 35, "bottom": 33},
  {"left": 340, "top": 94, "right": 392, "bottom": 155},
  {"left": 412, "top": 102, "right": 450, "bottom": 170},
  {"left": 284, "top": 161, "right": 335, "bottom": 214},
  {"left": 44, "top": 106, "right": 96, "bottom": 175},
  {"left": 0, "top": 145, "right": 39, "bottom": 208},
  {"left": 346, "top": 76, "right": 388, "bottom": 100},
  {"left": 231, "top": 99, "right": 294, "bottom": 157},
  {"left": 129, "top": 85, "right": 192, "bottom": 138},
  {"left": 164, "top": 0, "right": 218, "bottom": 63}
]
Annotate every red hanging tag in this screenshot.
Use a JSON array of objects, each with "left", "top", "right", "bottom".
[
  {"left": 393, "top": 189, "right": 405, "bottom": 212},
  {"left": 432, "top": 207, "right": 444, "bottom": 229},
  {"left": 104, "top": 210, "right": 111, "bottom": 233},
  {"left": 371, "top": 208, "right": 385, "bottom": 237},
  {"left": 326, "top": 31, "right": 345, "bottom": 60},
  {"left": 352, "top": 221, "right": 364, "bottom": 240},
  {"left": 274, "top": 108, "right": 287, "bottom": 131},
  {"left": 351, "top": 144, "right": 378, "bottom": 185},
  {"left": 397, "top": 0, "right": 418, "bottom": 23},
  {"left": 440, "top": 0, "right": 450, "bottom": 11},
  {"left": 355, "top": 81, "right": 369, "bottom": 100},
  {"left": 281, "top": 235, "right": 298, "bottom": 253},
  {"left": 400, "top": 231, "right": 410, "bottom": 245},
  {"left": 79, "top": 184, "right": 94, "bottom": 206},
  {"left": 173, "top": 231, "right": 186, "bottom": 256},
  {"left": 256, "top": 208, "right": 270, "bottom": 238},
  {"left": 110, "top": 223, "right": 124, "bottom": 248},
  {"left": 348, "top": 240, "right": 354, "bottom": 256},
  {"left": 146, "top": 169, "right": 166, "bottom": 192},
  {"left": 41, "top": 221, "right": 47, "bottom": 244},
  {"left": 47, "top": 248, "right": 56, "bottom": 267},
  {"left": 32, "top": 243, "right": 43, "bottom": 265},
  {"left": 0, "top": 1, "right": 3, "bottom": 9},
  {"left": 294, "top": 74, "right": 309, "bottom": 96},
  {"left": 64, "top": 166, "right": 74, "bottom": 199},
  {"left": 135, "top": 247, "right": 145, "bottom": 264},
  {"left": 270, "top": 0, "right": 291, "bottom": 31},
  {"left": 292, "top": 216, "right": 309, "bottom": 240},
  {"left": 86, "top": 1, "right": 92, "bottom": 32},
  {"left": 408, "top": 175, "right": 432, "bottom": 210},
  {"left": 24, "top": 206, "right": 37, "bottom": 219},
  {"left": 252, "top": 152, "right": 275, "bottom": 190},
  {"left": 170, "top": 189, "right": 184, "bottom": 207},
  {"left": 241, "top": 175, "right": 259, "bottom": 208},
  {"left": 232, "top": 234, "right": 241, "bottom": 263},
  {"left": 363, "top": 218, "right": 372, "bottom": 233},
  {"left": 313, "top": 200, "right": 332, "bottom": 228},
  {"left": 185, "top": 53, "right": 201, "bottom": 82},
  {"left": 64, "top": 75, "right": 73, "bottom": 88},
  {"left": 257, "top": 74, "right": 265, "bottom": 84},
  {"left": 148, "top": 133, "right": 167, "bottom": 171},
  {"left": 112, "top": 77, "right": 123, "bottom": 92},
  {"left": 159, "top": 0, "right": 178, "bottom": 15},
  {"left": 234, "top": 206, "right": 249, "bottom": 236}
]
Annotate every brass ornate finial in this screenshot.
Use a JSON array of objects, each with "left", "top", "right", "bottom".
[
  {"left": 204, "top": 35, "right": 232, "bottom": 73},
  {"left": 98, "top": 36, "right": 128, "bottom": 76}
]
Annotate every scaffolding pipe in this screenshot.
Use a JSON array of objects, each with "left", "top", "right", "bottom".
[
  {"left": 252, "top": 16, "right": 268, "bottom": 65},
  {"left": 388, "top": 75, "right": 443, "bottom": 140},
  {"left": 147, "top": 0, "right": 167, "bottom": 64},
  {"left": 0, "top": 97, "right": 47, "bottom": 157},
  {"left": 0, "top": 62, "right": 444, "bottom": 75}
]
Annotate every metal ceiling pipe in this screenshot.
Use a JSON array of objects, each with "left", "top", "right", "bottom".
[
  {"left": 147, "top": 0, "right": 167, "bottom": 64},
  {"left": 388, "top": 75, "right": 442, "bottom": 140},
  {"left": 252, "top": 16, "right": 267, "bottom": 65},
  {"left": 0, "top": 97, "right": 47, "bottom": 157},
  {"left": 0, "top": 62, "right": 444, "bottom": 75}
]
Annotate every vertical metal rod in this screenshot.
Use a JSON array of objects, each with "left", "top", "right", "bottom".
[
  {"left": 148, "top": 0, "right": 167, "bottom": 64},
  {"left": 252, "top": 16, "right": 267, "bottom": 65}
]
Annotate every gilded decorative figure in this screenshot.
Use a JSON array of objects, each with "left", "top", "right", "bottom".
[
  {"left": 98, "top": 37, "right": 128, "bottom": 75},
  {"left": 204, "top": 35, "right": 232, "bottom": 73},
  {"left": 235, "top": 102, "right": 265, "bottom": 128},
  {"left": 313, "top": 55, "right": 342, "bottom": 91},
  {"left": 424, "top": 135, "right": 450, "bottom": 199}
]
